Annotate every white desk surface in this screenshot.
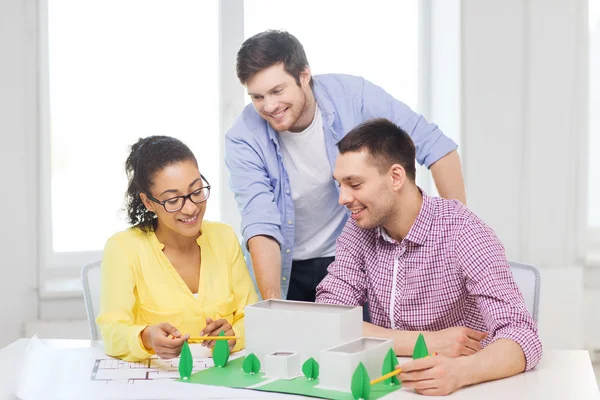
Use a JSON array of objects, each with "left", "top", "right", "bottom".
[{"left": 1, "top": 339, "right": 598, "bottom": 400}]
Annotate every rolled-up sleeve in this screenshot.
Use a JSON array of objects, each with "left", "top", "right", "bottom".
[
  {"left": 224, "top": 129, "right": 283, "bottom": 249},
  {"left": 360, "top": 78, "right": 458, "bottom": 168},
  {"left": 455, "top": 218, "right": 543, "bottom": 370},
  {"left": 316, "top": 221, "right": 368, "bottom": 307}
]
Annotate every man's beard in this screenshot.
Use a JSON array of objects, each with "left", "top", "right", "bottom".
[{"left": 270, "top": 89, "right": 308, "bottom": 132}]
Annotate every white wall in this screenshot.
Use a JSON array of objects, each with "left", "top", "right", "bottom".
[
  {"left": 461, "top": 0, "right": 588, "bottom": 349},
  {"left": 0, "top": 0, "right": 595, "bottom": 352},
  {"left": 0, "top": 0, "right": 39, "bottom": 348}
]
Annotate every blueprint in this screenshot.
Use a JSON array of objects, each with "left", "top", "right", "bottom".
[{"left": 90, "top": 356, "right": 214, "bottom": 383}]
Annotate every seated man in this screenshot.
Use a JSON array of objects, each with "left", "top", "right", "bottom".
[{"left": 316, "top": 119, "right": 542, "bottom": 395}]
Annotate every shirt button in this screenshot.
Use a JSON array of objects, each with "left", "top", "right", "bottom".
[
  {"left": 287, "top": 220, "right": 292, "bottom": 225},
  {"left": 282, "top": 277, "right": 287, "bottom": 281},
  {"left": 285, "top": 249, "right": 291, "bottom": 254},
  {"left": 286, "top": 189, "right": 290, "bottom": 195}
]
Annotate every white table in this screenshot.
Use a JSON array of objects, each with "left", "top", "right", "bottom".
[{"left": 1, "top": 339, "right": 598, "bottom": 400}]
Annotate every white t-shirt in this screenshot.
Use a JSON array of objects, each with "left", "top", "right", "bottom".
[{"left": 278, "top": 107, "right": 347, "bottom": 260}]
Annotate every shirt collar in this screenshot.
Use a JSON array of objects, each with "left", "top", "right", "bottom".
[
  {"left": 267, "top": 121, "right": 280, "bottom": 147},
  {"left": 377, "top": 188, "right": 435, "bottom": 246},
  {"left": 313, "top": 78, "right": 336, "bottom": 126},
  {"left": 148, "top": 228, "right": 203, "bottom": 250}
]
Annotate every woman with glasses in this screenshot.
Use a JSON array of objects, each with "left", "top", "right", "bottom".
[{"left": 96, "top": 135, "right": 258, "bottom": 361}]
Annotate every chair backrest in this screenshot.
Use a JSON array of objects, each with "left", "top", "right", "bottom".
[
  {"left": 81, "top": 260, "right": 102, "bottom": 340},
  {"left": 508, "top": 261, "right": 541, "bottom": 322}
]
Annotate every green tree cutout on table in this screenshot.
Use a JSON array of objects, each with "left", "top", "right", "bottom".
[
  {"left": 213, "top": 331, "right": 230, "bottom": 367},
  {"left": 351, "top": 362, "right": 371, "bottom": 400},
  {"left": 178, "top": 341, "right": 193, "bottom": 380},
  {"left": 302, "top": 357, "right": 320, "bottom": 380},
  {"left": 242, "top": 353, "right": 261, "bottom": 374},
  {"left": 381, "top": 348, "right": 400, "bottom": 386},
  {"left": 412, "top": 333, "right": 429, "bottom": 360}
]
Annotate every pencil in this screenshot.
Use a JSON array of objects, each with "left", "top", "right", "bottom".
[
  {"left": 370, "top": 368, "right": 402, "bottom": 385},
  {"left": 187, "top": 336, "right": 238, "bottom": 341},
  {"left": 370, "top": 352, "right": 438, "bottom": 385}
]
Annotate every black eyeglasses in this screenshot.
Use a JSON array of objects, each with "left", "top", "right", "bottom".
[{"left": 146, "top": 175, "right": 211, "bottom": 213}]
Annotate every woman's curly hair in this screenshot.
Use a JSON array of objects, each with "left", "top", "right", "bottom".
[{"left": 125, "top": 135, "right": 197, "bottom": 232}]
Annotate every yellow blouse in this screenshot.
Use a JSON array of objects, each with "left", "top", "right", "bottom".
[{"left": 96, "top": 221, "right": 258, "bottom": 361}]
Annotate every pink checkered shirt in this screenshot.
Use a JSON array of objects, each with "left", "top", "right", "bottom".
[{"left": 316, "top": 193, "right": 542, "bottom": 370}]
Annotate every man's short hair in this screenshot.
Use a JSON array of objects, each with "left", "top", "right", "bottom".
[
  {"left": 337, "top": 118, "right": 416, "bottom": 181},
  {"left": 236, "top": 30, "right": 313, "bottom": 88}
]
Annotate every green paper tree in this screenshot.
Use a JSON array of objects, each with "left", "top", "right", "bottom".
[
  {"left": 242, "top": 353, "right": 261, "bottom": 374},
  {"left": 178, "top": 341, "right": 193, "bottom": 380},
  {"left": 302, "top": 357, "right": 320, "bottom": 380},
  {"left": 212, "top": 331, "right": 230, "bottom": 367},
  {"left": 381, "top": 348, "right": 400, "bottom": 386},
  {"left": 351, "top": 362, "right": 371, "bottom": 400},
  {"left": 412, "top": 333, "right": 429, "bottom": 360}
]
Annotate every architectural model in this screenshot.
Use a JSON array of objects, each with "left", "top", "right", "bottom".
[
  {"left": 245, "top": 299, "right": 393, "bottom": 392},
  {"left": 179, "top": 299, "right": 432, "bottom": 399},
  {"left": 245, "top": 299, "right": 363, "bottom": 365}
]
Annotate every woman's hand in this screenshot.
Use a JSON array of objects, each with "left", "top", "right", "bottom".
[
  {"left": 200, "top": 317, "right": 236, "bottom": 351},
  {"left": 141, "top": 322, "right": 190, "bottom": 359}
]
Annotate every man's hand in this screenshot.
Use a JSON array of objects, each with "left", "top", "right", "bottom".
[
  {"left": 424, "top": 327, "right": 487, "bottom": 357},
  {"left": 399, "top": 355, "right": 465, "bottom": 396},
  {"left": 200, "top": 317, "right": 236, "bottom": 351},
  {"left": 140, "top": 323, "right": 190, "bottom": 359}
]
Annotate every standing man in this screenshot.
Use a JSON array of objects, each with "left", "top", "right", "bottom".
[{"left": 225, "top": 30, "right": 465, "bottom": 301}]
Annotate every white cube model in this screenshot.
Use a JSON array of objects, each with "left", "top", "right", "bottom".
[
  {"left": 318, "top": 337, "right": 394, "bottom": 392},
  {"left": 244, "top": 300, "right": 362, "bottom": 371},
  {"left": 264, "top": 351, "right": 301, "bottom": 379}
]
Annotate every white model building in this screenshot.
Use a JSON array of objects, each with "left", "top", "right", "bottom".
[
  {"left": 244, "top": 299, "right": 362, "bottom": 366},
  {"left": 244, "top": 299, "right": 396, "bottom": 392},
  {"left": 263, "top": 351, "right": 301, "bottom": 380},
  {"left": 319, "top": 337, "right": 394, "bottom": 392}
]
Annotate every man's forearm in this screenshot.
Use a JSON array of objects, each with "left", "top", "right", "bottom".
[
  {"left": 458, "top": 339, "right": 526, "bottom": 387},
  {"left": 248, "top": 235, "right": 282, "bottom": 299},
  {"left": 363, "top": 322, "right": 420, "bottom": 356},
  {"left": 430, "top": 150, "right": 467, "bottom": 205}
]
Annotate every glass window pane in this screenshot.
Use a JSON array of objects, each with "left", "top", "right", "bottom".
[
  {"left": 48, "top": 0, "right": 219, "bottom": 252},
  {"left": 243, "top": 0, "right": 419, "bottom": 110}
]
